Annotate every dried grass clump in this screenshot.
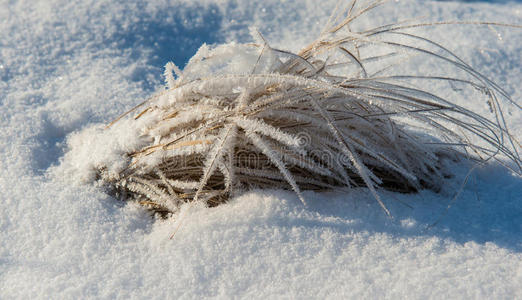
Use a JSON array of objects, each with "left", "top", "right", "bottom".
[{"left": 93, "top": 0, "right": 521, "bottom": 217}]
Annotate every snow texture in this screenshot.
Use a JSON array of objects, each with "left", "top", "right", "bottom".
[{"left": 1, "top": 0, "right": 521, "bottom": 299}]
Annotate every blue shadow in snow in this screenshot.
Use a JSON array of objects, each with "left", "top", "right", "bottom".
[
  {"left": 112, "top": 4, "right": 224, "bottom": 91},
  {"left": 263, "top": 163, "right": 521, "bottom": 253},
  {"left": 32, "top": 117, "right": 67, "bottom": 174}
]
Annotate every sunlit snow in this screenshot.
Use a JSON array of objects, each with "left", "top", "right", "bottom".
[{"left": 1, "top": 0, "right": 521, "bottom": 298}]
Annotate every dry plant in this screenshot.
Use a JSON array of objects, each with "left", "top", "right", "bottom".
[{"left": 83, "top": 0, "right": 521, "bottom": 217}]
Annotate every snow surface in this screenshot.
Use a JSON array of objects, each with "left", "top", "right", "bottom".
[{"left": 1, "top": 0, "right": 521, "bottom": 298}]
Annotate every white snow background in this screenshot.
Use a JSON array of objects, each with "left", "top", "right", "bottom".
[{"left": 1, "top": 0, "right": 521, "bottom": 298}]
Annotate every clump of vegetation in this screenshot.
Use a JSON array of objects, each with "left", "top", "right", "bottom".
[{"left": 82, "top": 0, "right": 521, "bottom": 217}]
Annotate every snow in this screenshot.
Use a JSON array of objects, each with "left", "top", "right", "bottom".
[{"left": 1, "top": 0, "right": 521, "bottom": 298}]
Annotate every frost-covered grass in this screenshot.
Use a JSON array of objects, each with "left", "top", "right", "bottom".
[
  {"left": 1, "top": 0, "right": 521, "bottom": 299},
  {"left": 65, "top": 1, "right": 520, "bottom": 219}
]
